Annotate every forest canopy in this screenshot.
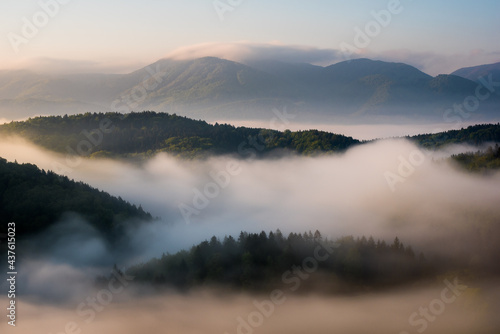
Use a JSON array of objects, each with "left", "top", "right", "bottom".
[
  {"left": 1, "top": 112, "right": 499, "bottom": 160},
  {"left": 409, "top": 123, "right": 500, "bottom": 148},
  {"left": 123, "top": 230, "right": 428, "bottom": 292},
  {"left": 0, "top": 157, "right": 152, "bottom": 240},
  {"left": 0, "top": 112, "right": 360, "bottom": 159}
]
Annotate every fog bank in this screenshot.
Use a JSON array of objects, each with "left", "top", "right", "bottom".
[
  {"left": 1, "top": 284, "right": 498, "bottom": 334},
  {"left": 1, "top": 135, "right": 499, "bottom": 333},
  {"left": 1, "top": 136, "right": 499, "bottom": 261}
]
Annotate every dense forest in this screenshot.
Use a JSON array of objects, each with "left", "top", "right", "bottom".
[
  {"left": 1, "top": 112, "right": 499, "bottom": 160},
  {"left": 451, "top": 144, "right": 500, "bottom": 172},
  {"left": 0, "top": 112, "right": 360, "bottom": 158},
  {"left": 0, "top": 157, "right": 152, "bottom": 240},
  {"left": 409, "top": 123, "right": 500, "bottom": 148},
  {"left": 121, "top": 230, "right": 429, "bottom": 292}
]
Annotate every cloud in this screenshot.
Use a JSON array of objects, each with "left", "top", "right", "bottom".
[
  {"left": 1, "top": 286, "right": 496, "bottom": 333},
  {"left": 165, "top": 42, "right": 500, "bottom": 76},
  {"left": 14, "top": 260, "right": 95, "bottom": 304},
  {"left": 165, "top": 42, "right": 343, "bottom": 66},
  {"left": 1, "top": 135, "right": 500, "bottom": 265},
  {"left": 3, "top": 44, "right": 498, "bottom": 77},
  {"left": 8, "top": 57, "right": 147, "bottom": 75},
  {"left": 1, "top": 135, "right": 500, "bottom": 334}
]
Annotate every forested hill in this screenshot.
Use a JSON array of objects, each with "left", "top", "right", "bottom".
[
  {"left": 1, "top": 112, "right": 499, "bottom": 159},
  {"left": 124, "top": 230, "right": 427, "bottom": 292},
  {"left": 0, "top": 112, "right": 360, "bottom": 158},
  {"left": 409, "top": 123, "right": 500, "bottom": 148},
  {"left": 0, "top": 157, "right": 152, "bottom": 240},
  {"left": 451, "top": 144, "right": 500, "bottom": 172}
]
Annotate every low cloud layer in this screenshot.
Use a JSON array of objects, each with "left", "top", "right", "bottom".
[
  {"left": 2, "top": 43, "right": 498, "bottom": 76},
  {"left": 1, "top": 136, "right": 499, "bottom": 333},
  {"left": 1, "top": 135, "right": 499, "bottom": 262},
  {"left": 165, "top": 42, "right": 500, "bottom": 76},
  {"left": 1, "top": 285, "right": 498, "bottom": 334},
  {"left": 6, "top": 57, "right": 148, "bottom": 75},
  {"left": 165, "top": 42, "right": 343, "bottom": 66}
]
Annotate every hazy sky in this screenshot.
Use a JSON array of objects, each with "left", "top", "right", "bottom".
[{"left": 1, "top": 0, "right": 499, "bottom": 75}]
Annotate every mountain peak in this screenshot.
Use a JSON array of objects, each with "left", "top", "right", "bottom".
[
  {"left": 451, "top": 61, "right": 500, "bottom": 83},
  {"left": 324, "top": 58, "right": 432, "bottom": 85}
]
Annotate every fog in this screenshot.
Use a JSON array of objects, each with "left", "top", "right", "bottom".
[
  {"left": 8, "top": 57, "right": 147, "bottom": 75},
  {"left": 1, "top": 285, "right": 498, "bottom": 334},
  {"left": 1, "top": 135, "right": 499, "bottom": 262},
  {"left": 166, "top": 42, "right": 343, "bottom": 67},
  {"left": 164, "top": 42, "right": 500, "bottom": 76},
  {"left": 1, "top": 135, "right": 499, "bottom": 332}
]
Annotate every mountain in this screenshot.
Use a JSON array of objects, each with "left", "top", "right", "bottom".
[
  {"left": 1, "top": 58, "right": 499, "bottom": 123},
  {"left": 324, "top": 58, "right": 432, "bottom": 84},
  {"left": 0, "top": 157, "right": 152, "bottom": 240},
  {"left": 131, "top": 57, "right": 301, "bottom": 115},
  {"left": 451, "top": 61, "right": 500, "bottom": 86},
  {"left": 0, "top": 69, "right": 130, "bottom": 119}
]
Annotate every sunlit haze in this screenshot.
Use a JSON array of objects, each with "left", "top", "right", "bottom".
[
  {"left": 1, "top": 1, "right": 500, "bottom": 333},
  {"left": 0, "top": 0, "right": 499, "bottom": 75}
]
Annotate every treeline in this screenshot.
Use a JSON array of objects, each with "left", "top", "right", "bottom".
[
  {"left": 123, "top": 230, "right": 428, "bottom": 291},
  {"left": 1, "top": 112, "right": 499, "bottom": 159},
  {"left": 0, "top": 157, "right": 152, "bottom": 240},
  {"left": 0, "top": 112, "right": 360, "bottom": 158},
  {"left": 451, "top": 144, "right": 500, "bottom": 171},
  {"left": 410, "top": 123, "right": 500, "bottom": 148}
]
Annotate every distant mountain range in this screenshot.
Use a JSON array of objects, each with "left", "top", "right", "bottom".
[{"left": 1, "top": 58, "right": 499, "bottom": 123}]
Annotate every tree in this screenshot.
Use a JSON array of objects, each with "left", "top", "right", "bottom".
[
  {"left": 314, "top": 230, "right": 322, "bottom": 241},
  {"left": 392, "top": 237, "right": 403, "bottom": 252}
]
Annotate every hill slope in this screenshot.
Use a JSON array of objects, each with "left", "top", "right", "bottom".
[
  {"left": 451, "top": 61, "right": 500, "bottom": 88},
  {"left": 2, "top": 112, "right": 500, "bottom": 159},
  {"left": 451, "top": 144, "right": 500, "bottom": 172},
  {"left": 0, "top": 157, "right": 152, "bottom": 239},
  {"left": 409, "top": 123, "right": 500, "bottom": 148},
  {"left": 0, "top": 111, "right": 360, "bottom": 158}
]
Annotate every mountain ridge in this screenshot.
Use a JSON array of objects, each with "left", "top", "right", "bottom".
[
  {"left": 451, "top": 61, "right": 500, "bottom": 83},
  {"left": 0, "top": 57, "right": 499, "bottom": 123}
]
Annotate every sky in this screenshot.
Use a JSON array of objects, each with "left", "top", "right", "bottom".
[{"left": 0, "top": 0, "right": 499, "bottom": 75}]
